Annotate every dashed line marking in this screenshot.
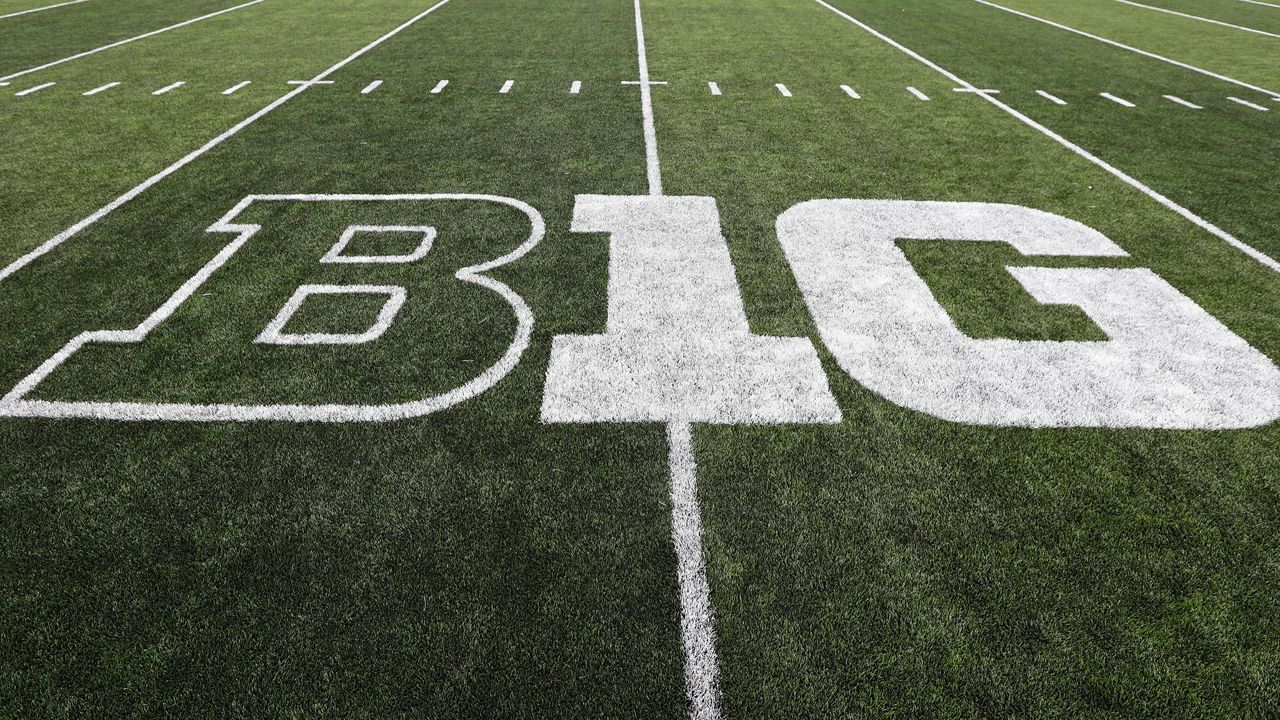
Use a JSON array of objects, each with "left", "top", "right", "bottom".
[
  {"left": 1100, "top": 92, "right": 1135, "bottom": 107},
  {"left": 221, "top": 81, "right": 251, "bottom": 95},
  {"left": 152, "top": 81, "right": 185, "bottom": 96},
  {"left": 15, "top": 82, "right": 55, "bottom": 96},
  {"left": 361, "top": 80, "right": 383, "bottom": 95},
  {"left": 708, "top": 81, "right": 721, "bottom": 95},
  {"left": 775, "top": 83, "right": 792, "bottom": 97},
  {"left": 431, "top": 79, "right": 449, "bottom": 93},
  {"left": 907, "top": 86, "right": 930, "bottom": 100},
  {"left": 81, "top": 81, "right": 120, "bottom": 96},
  {"left": 570, "top": 80, "right": 582, "bottom": 94},
  {"left": 499, "top": 79, "right": 514, "bottom": 94},
  {"left": 1228, "top": 96, "right": 1270, "bottom": 110},
  {"left": 1037, "top": 89, "right": 1068, "bottom": 105},
  {"left": 954, "top": 86, "right": 999, "bottom": 94},
  {"left": 841, "top": 84, "right": 860, "bottom": 98},
  {"left": 1163, "top": 94, "right": 1202, "bottom": 109},
  {"left": 287, "top": 80, "right": 334, "bottom": 86},
  {"left": 0, "top": 0, "right": 93, "bottom": 20}
]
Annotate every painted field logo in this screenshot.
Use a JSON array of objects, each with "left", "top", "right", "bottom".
[{"left": 2, "top": 193, "right": 1277, "bottom": 429}]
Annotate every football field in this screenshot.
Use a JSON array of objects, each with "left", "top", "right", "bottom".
[{"left": 2, "top": 0, "right": 1279, "bottom": 716}]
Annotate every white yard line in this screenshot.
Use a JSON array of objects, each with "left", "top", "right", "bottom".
[
  {"left": 81, "top": 81, "right": 119, "bottom": 96},
  {"left": 1228, "top": 95, "right": 1270, "bottom": 110},
  {"left": 841, "top": 83, "right": 860, "bottom": 98},
  {"left": 361, "top": 79, "right": 383, "bottom": 94},
  {"left": 14, "top": 81, "right": 54, "bottom": 96},
  {"left": 907, "top": 85, "right": 930, "bottom": 100},
  {"left": 631, "top": 1, "right": 721, "bottom": 717},
  {"left": 151, "top": 81, "right": 185, "bottom": 95},
  {"left": 1036, "top": 89, "right": 1068, "bottom": 105},
  {"left": 812, "top": 0, "right": 1280, "bottom": 272},
  {"left": 0, "top": 0, "right": 457, "bottom": 285},
  {"left": 776, "top": 82, "right": 792, "bottom": 96},
  {"left": 1163, "top": 94, "right": 1202, "bottom": 109},
  {"left": 0, "top": 0, "right": 267, "bottom": 83},
  {"left": 1100, "top": 91, "right": 1135, "bottom": 107},
  {"left": 972, "top": 0, "right": 1280, "bottom": 99},
  {"left": 1237, "top": 0, "right": 1280, "bottom": 7},
  {"left": 0, "top": 0, "right": 92, "bottom": 21},
  {"left": 222, "top": 80, "right": 251, "bottom": 95},
  {"left": 1114, "top": 0, "right": 1280, "bottom": 38}
]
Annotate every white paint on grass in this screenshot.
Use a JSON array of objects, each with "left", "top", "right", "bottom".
[
  {"left": 570, "top": 80, "right": 581, "bottom": 94},
  {"left": 431, "top": 79, "right": 448, "bottom": 93},
  {"left": 971, "top": 0, "right": 1280, "bottom": 99},
  {"left": 1100, "top": 92, "right": 1135, "bottom": 107},
  {"left": 1163, "top": 94, "right": 1202, "bottom": 109},
  {"left": 1036, "top": 89, "right": 1067, "bottom": 105},
  {"left": 708, "top": 81, "right": 721, "bottom": 95},
  {"left": 0, "top": 0, "right": 92, "bottom": 21},
  {"left": 152, "top": 81, "right": 185, "bottom": 96},
  {"left": 776, "top": 82, "right": 792, "bottom": 97},
  {"left": 0, "top": 193, "right": 544, "bottom": 422},
  {"left": 1237, "top": 0, "right": 1280, "bottom": 7},
  {"left": 1228, "top": 95, "right": 1270, "bottom": 110},
  {"left": 499, "top": 79, "right": 514, "bottom": 94},
  {"left": 320, "top": 225, "right": 436, "bottom": 264},
  {"left": 15, "top": 82, "right": 54, "bottom": 96},
  {"left": 0, "top": 0, "right": 458, "bottom": 286},
  {"left": 907, "top": 86, "right": 930, "bottom": 100},
  {"left": 255, "top": 284, "right": 407, "bottom": 345},
  {"left": 361, "top": 80, "right": 383, "bottom": 94},
  {"left": 632, "top": 0, "right": 662, "bottom": 196},
  {"left": 841, "top": 84, "right": 860, "bottom": 98},
  {"left": 811, "top": 0, "right": 1280, "bottom": 271},
  {"left": 222, "top": 81, "right": 251, "bottom": 95},
  {"left": 778, "top": 199, "right": 1280, "bottom": 428},
  {"left": 81, "top": 81, "right": 120, "bottom": 96},
  {"left": 954, "top": 86, "right": 999, "bottom": 94},
  {"left": 287, "top": 79, "right": 334, "bottom": 86},
  {"left": 0, "top": 0, "right": 266, "bottom": 83},
  {"left": 1114, "top": 0, "right": 1280, "bottom": 38}
]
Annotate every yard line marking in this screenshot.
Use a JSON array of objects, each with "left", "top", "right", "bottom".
[
  {"left": 1228, "top": 95, "right": 1270, "bottom": 110},
  {"left": 431, "top": 79, "right": 449, "bottom": 93},
  {"left": 972, "top": 0, "right": 1280, "bottom": 99},
  {"left": 81, "top": 81, "right": 119, "bottom": 96},
  {"left": 841, "top": 84, "right": 860, "bottom": 98},
  {"left": 0, "top": 0, "right": 266, "bottom": 83},
  {"left": 0, "top": 0, "right": 92, "bottom": 21},
  {"left": 776, "top": 82, "right": 792, "bottom": 97},
  {"left": 221, "top": 81, "right": 251, "bottom": 95},
  {"left": 1114, "top": 0, "right": 1280, "bottom": 38},
  {"left": 499, "top": 79, "right": 514, "bottom": 93},
  {"left": 1100, "top": 92, "right": 1135, "bottom": 107},
  {"left": 1163, "top": 94, "right": 1202, "bottom": 109},
  {"left": 287, "top": 79, "right": 334, "bottom": 86},
  {"left": 621, "top": 79, "right": 668, "bottom": 85},
  {"left": 0, "top": 0, "right": 458, "bottom": 286},
  {"left": 813, "top": 0, "right": 1280, "bottom": 272},
  {"left": 633, "top": 0, "right": 663, "bottom": 196},
  {"left": 1237, "top": 0, "right": 1280, "bottom": 7},
  {"left": 907, "top": 86, "right": 930, "bottom": 100},
  {"left": 1037, "top": 89, "right": 1068, "bottom": 105},
  {"left": 14, "top": 82, "right": 54, "bottom": 96},
  {"left": 0, "top": 82, "right": 9, "bottom": 86},
  {"left": 708, "top": 81, "right": 721, "bottom": 95},
  {"left": 361, "top": 79, "right": 383, "bottom": 94},
  {"left": 570, "top": 79, "right": 581, "bottom": 93},
  {"left": 954, "top": 86, "right": 999, "bottom": 94},
  {"left": 152, "top": 81, "right": 185, "bottom": 96}
]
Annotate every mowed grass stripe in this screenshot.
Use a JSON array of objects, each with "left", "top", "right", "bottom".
[
  {"left": 1, "top": 0, "right": 689, "bottom": 716},
  {"left": 643, "top": 0, "right": 1280, "bottom": 716}
]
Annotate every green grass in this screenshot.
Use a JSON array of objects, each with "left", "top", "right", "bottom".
[{"left": 1, "top": 0, "right": 1278, "bottom": 716}]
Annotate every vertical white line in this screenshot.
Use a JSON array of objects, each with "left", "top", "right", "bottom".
[
  {"left": 222, "top": 80, "right": 251, "bottom": 95},
  {"left": 81, "top": 81, "right": 120, "bottom": 96},
  {"left": 1100, "top": 92, "right": 1135, "bottom": 107},
  {"left": 708, "top": 81, "right": 721, "bottom": 95},
  {"left": 0, "top": 0, "right": 93, "bottom": 21},
  {"left": 633, "top": 0, "right": 662, "bottom": 196},
  {"left": 906, "top": 86, "right": 930, "bottom": 100},
  {"left": 499, "top": 79, "right": 514, "bottom": 94},
  {"left": 667, "top": 421, "right": 722, "bottom": 720},
  {"left": 1228, "top": 95, "right": 1270, "bottom": 110},
  {"left": 431, "top": 79, "right": 449, "bottom": 93},
  {"left": 1036, "top": 89, "right": 1068, "bottom": 105},
  {"left": 15, "top": 82, "right": 55, "bottom": 96},
  {"left": 570, "top": 79, "right": 582, "bottom": 94},
  {"left": 1162, "top": 94, "right": 1202, "bottom": 109},
  {"left": 841, "top": 84, "right": 860, "bottom": 98},
  {"left": 775, "top": 82, "right": 792, "bottom": 97},
  {"left": 361, "top": 79, "right": 383, "bottom": 94},
  {"left": 152, "top": 81, "right": 185, "bottom": 96}
]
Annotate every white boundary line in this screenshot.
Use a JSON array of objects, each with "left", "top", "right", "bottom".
[
  {"left": 0, "top": 0, "right": 91, "bottom": 20},
  {"left": 1114, "top": 0, "right": 1280, "bottom": 38},
  {"left": 1237, "top": 0, "right": 1280, "bottom": 7},
  {"left": 0, "top": 0, "right": 457, "bottom": 285},
  {"left": 972, "top": 0, "right": 1280, "bottom": 99},
  {"left": 812, "top": 0, "right": 1280, "bottom": 272},
  {"left": 631, "top": 2, "right": 721, "bottom": 717},
  {"left": 0, "top": 0, "right": 267, "bottom": 83}
]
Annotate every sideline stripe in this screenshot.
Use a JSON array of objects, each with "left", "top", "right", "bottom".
[
  {"left": 812, "top": 0, "right": 1280, "bottom": 272},
  {"left": 841, "top": 83, "right": 860, "bottom": 98},
  {"left": 81, "top": 81, "right": 120, "bottom": 96},
  {"left": 431, "top": 79, "right": 448, "bottom": 93},
  {"left": 1100, "top": 92, "right": 1135, "bottom": 107},
  {"left": 570, "top": 79, "right": 582, "bottom": 93},
  {"left": 1228, "top": 95, "right": 1270, "bottom": 110},
  {"left": 499, "top": 79, "right": 514, "bottom": 93},
  {"left": 0, "top": 0, "right": 458, "bottom": 285},
  {"left": 1163, "top": 94, "right": 1202, "bottom": 109},
  {"left": 1114, "top": 0, "right": 1280, "bottom": 38},
  {"left": 907, "top": 85, "right": 930, "bottom": 100},
  {"left": 152, "top": 81, "right": 185, "bottom": 95},
  {"left": 361, "top": 79, "right": 382, "bottom": 94},
  {"left": 15, "top": 81, "right": 54, "bottom": 96},
  {"left": 0, "top": 0, "right": 267, "bottom": 83},
  {"left": 972, "top": 0, "right": 1280, "bottom": 99},
  {"left": 222, "top": 80, "right": 251, "bottom": 95},
  {"left": 0, "top": 0, "right": 92, "bottom": 21},
  {"left": 1037, "top": 89, "right": 1067, "bottom": 104},
  {"left": 708, "top": 81, "right": 721, "bottom": 95},
  {"left": 776, "top": 82, "right": 792, "bottom": 96}
]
